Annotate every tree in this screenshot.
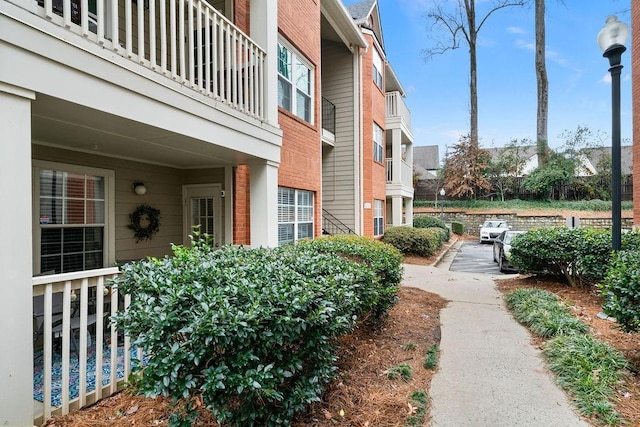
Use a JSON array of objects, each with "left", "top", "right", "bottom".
[
  {"left": 487, "top": 138, "right": 532, "bottom": 201},
  {"left": 442, "top": 134, "right": 492, "bottom": 198},
  {"left": 535, "top": 0, "right": 549, "bottom": 166},
  {"left": 423, "top": 0, "right": 524, "bottom": 147}
]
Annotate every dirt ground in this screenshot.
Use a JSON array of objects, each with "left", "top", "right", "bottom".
[{"left": 43, "top": 238, "right": 640, "bottom": 427}]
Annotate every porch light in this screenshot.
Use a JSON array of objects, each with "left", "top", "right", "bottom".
[{"left": 133, "top": 182, "right": 147, "bottom": 195}]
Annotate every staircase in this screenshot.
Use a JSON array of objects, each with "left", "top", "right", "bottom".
[{"left": 322, "top": 209, "right": 357, "bottom": 235}]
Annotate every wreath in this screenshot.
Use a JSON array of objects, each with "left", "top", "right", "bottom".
[{"left": 128, "top": 204, "right": 161, "bottom": 242}]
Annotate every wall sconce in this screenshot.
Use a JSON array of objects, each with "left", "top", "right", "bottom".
[{"left": 133, "top": 182, "right": 147, "bottom": 195}]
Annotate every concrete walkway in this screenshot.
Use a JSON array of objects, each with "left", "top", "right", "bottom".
[{"left": 402, "top": 242, "right": 590, "bottom": 426}]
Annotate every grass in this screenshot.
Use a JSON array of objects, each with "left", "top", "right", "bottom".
[
  {"left": 414, "top": 199, "right": 633, "bottom": 212},
  {"left": 386, "top": 364, "right": 412, "bottom": 381},
  {"left": 404, "top": 342, "right": 416, "bottom": 351},
  {"left": 423, "top": 344, "right": 439, "bottom": 370},
  {"left": 544, "top": 335, "right": 627, "bottom": 425},
  {"left": 505, "top": 288, "right": 628, "bottom": 425},
  {"left": 504, "top": 289, "right": 588, "bottom": 338},
  {"left": 404, "top": 390, "right": 428, "bottom": 426}
]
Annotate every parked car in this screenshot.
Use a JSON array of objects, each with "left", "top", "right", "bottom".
[
  {"left": 493, "top": 230, "right": 526, "bottom": 272},
  {"left": 479, "top": 220, "right": 509, "bottom": 243}
]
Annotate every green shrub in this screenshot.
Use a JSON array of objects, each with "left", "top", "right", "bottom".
[
  {"left": 413, "top": 215, "right": 450, "bottom": 241},
  {"left": 509, "top": 227, "right": 611, "bottom": 287},
  {"left": 599, "top": 249, "right": 640, "bottom": 332},
  {"left": 451, "top": 221, "right": 465, "bottom": 235},
  {"left": 423, "top": 344, "right": 439, "bottom": 370},
  {"left": 111, "top": 239, "right": 399, "bottom": 425},
  {"left": 295, "top": 235, "right": 403, "bottom": 320},
  {"left": 413, "top": 215, "right": 445, "bottom": 229},
  {"left": 382, "top": 226, "right": 440, "bottom": 257}
]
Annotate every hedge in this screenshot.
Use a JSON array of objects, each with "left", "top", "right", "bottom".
[{"left": 111, "top": 236, "right": 403, "bottom": 425}]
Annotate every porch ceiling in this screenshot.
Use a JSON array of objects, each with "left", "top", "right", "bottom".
[{"left": 31, "top": 95, "right": 252, "bottom": 169}]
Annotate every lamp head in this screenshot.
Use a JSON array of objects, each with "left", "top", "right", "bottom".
[
  {"left": 597, "top": 15, "right": 629, "bottom": 57},
  {"left": 133, "top": 182, "right": 147, "bottom": 195},
  {"left": 440, "top": 188, "right": 446, "bottom": 197}
]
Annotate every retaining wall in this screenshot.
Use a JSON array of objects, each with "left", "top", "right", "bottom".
[{"left": 414, "top": 211, "right": 634, "bottom": 236}]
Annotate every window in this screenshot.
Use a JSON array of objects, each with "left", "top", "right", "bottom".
[
  {"left": 36, "top": 164, "right": 112, "bottom": 274},
  {"left": 373, "top": 200, "right": 384, "bottom": 236},
  {"left": 278, "top": 187, "right": 314, "bottom": 245},
  {"left": 373, "top": 123, "right": 384, "bottom": 163},
  {"left": 372, "top": 48, "right": 383, "bottom": 89},
  {"left": 278, "top": 41, "right": 314, "bottom": 123}
]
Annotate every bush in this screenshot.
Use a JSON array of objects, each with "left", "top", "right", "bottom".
[
  {"left": 111, "top": 238, "right": 401, "bottom": 425},
  {"left": 413, "top": 215, "right": 450, "bottom": 240},
  {"left": 451, "top": 221, "right": 465, "bottom": 235},
  {"left": 599, "top": 249, "right": 640, "bottom": 332},
  {"left": 295, "top": 235, "right": 403, "bottom": 320},
  {"left": 509, "top": 227, "right": 611, "bottom": 287},
  {"left": 382, "top": 226, "right": 441, "bottom": 257}
]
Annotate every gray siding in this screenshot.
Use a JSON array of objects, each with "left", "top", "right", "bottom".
[
  {"left": 321, "top": 40, "right": 356, "bottom": 232},
  {"left": 32, "top": 145, "right": 225, "bottom": 265}
]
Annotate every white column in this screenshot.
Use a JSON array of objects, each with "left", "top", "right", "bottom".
[
  {"left": 391, "top": 129, "right": 402, "bottom": 183},
  {"left": 0, "top": 84, "right": 35, "bottom": 427},
  {"left": 405, "top": 197, "right": 414, "bottom": 226},
  {"left": 392, "top": 196, "right": 403, "bottom": 227},
  {"left": 250, "top": 0, "right": 278, "bottom": 126},
  {"left": 249, "top": 160, "right": 279, "bottom": 247}
]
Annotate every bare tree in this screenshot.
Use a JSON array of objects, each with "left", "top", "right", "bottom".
[
  {"left": 423, "top": 0, "right": 524, "bottom": 148},
  {"left": 535, "top": 0, "right": 549, "bottom": 166}
]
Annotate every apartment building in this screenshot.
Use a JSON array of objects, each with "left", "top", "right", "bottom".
[
  {"left": 322, "top": 0, "right": 414, "bottom": 237},
  {"left": 0, "top": 0, "right": 412, "bottom": 424}
]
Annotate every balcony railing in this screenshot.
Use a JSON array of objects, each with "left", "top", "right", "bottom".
[
  {"left": 34, "top": 0, "right": 266, "bottom": 120},
  {"left": 322, "top": 97, "right": 336, "bottom": 144},
  {"left": 385, "top": 91, "right": 411, "bottom": 129},
  {"left": 32, "top": 267, "right": 139, "bottom": 424},
  {"left": 385, "top": 158, "right": 413, "bottom": 186}
]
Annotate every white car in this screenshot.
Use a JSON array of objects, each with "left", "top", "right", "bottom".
[{"left": 479, "top": 220, "right": 509, "bottom": 243}]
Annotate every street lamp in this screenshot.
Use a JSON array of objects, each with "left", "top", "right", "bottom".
[
  {"left": 439, "top": 188, "right": 446, "bottom": 218},
  {"left": 598, "top": 15, "right": 629, "bottom": 251}
]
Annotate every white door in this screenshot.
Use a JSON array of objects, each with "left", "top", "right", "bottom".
[{"left": 183, "top": 184, "right": 222, "bottom": 247}]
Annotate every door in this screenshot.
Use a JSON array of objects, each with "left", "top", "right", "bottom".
[{"left": 183, "top": 184, "right": 222, "bottom": 247}]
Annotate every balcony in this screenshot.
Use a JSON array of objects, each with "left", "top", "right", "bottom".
[
  {"left": 322, "top": 97, "right": 336, "bottom": 145},
  {"left": 31, "top": 0, "right": 266, "bottom": 120},
  {"left": 386, "top": 158, "right": 413, "bottom": 186},
  {"left": 385, "top": 91, "right": 411, "bottom": 131}
]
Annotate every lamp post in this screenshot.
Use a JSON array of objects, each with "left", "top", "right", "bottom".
[
  {"left": 598, "top": 15, "right": 629, "bottom": 251},
  {"left": 439, "top": 188, "right": 446, "bottom": 218}
]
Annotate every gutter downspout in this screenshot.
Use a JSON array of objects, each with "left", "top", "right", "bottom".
[{"left": 354, "top": 44, "right": 365, "bottom": 235}]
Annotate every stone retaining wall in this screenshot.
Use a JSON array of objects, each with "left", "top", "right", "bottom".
[{"left": 414, "top": 211, "right": 634, "bottom": 236}]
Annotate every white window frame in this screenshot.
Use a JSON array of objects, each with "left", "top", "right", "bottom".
[
  {"left": 372, "top": 48, "right": 383, "bottom": 89},
  {"left": 278, "top": 39, "right": 314, "bottom": 124},
  {"left": 373, "top": 199, "right": 384, "bottom": 236},
  {"left": 278, "top": 187, "right": 314, "bottom": 245},
  {"left": 373, "top": 122, "right": 384, "bottom": 163},
  {"left": 32, "top": 161, "right": 116, "bottom": 275}
]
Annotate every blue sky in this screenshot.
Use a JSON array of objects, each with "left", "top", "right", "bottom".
[{"left": 351, "top": 0, "right": 632, "bottom": 160}]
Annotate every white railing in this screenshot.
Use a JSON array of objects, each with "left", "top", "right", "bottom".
[
  {"left": 34, "top": 0, "right": 266, "bottom": 120},
  {"left": 32, "top": 267, "right": 139, "bottom": 424},
  {"left": 385, "top": 91, "right": 411, "bottom": 129},
  {"left": 385, "top": 158, "right": 413, "bottom": 186}
]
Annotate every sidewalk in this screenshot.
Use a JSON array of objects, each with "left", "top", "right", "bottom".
[{"left": 402, "top": 241, "right": 589, "bottom": 426}]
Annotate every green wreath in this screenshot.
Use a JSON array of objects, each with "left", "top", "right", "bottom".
[{"left": 127, "top": 204, "right": 161, "bottom": 242}]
